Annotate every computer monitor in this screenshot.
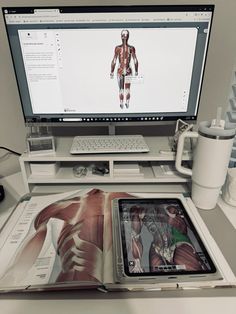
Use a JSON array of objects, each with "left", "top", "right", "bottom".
[{"left": 2, "top": 5, "right": 214, "bottom": 127}]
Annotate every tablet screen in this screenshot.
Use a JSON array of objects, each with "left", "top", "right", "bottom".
[{"left": 118, "top": 198, "right": 216, "bottom": 277}]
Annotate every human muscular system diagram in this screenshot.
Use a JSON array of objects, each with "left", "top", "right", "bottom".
[
  {"left": 0, "top": 189, "right": 133, "bottom": 285},
  {"left": 129, "top": 204, "right": 207, "bottom": 273},
  {"left": 110, "top": 29, "right": 138, "bottom": 109}
]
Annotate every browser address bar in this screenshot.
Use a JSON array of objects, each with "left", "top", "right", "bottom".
[{"left": 34, "top": 9, "right": 59, "bottom": 15}]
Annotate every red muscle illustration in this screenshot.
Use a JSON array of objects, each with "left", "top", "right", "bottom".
[
  {"left": 1, "top": 189, "right": 133, "bottom": 285},
  {"left": 129, "top": 204, "right": 207, "bottom": 273},
  {"left": 110, "top": 29, "right": 138, "bottom": 109}
]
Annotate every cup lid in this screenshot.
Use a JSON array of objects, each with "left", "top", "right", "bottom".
[{"left": 199, "top": 121, "right": 235, "bottom": 139}]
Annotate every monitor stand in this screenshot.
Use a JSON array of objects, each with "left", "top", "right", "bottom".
[{"left": 108, "top": 123, "right": 116, "bottom": 136}]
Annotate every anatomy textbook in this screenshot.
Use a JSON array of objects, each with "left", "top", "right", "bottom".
[{"left": 0, "top": 188, "right": 234, "bottom": 292}]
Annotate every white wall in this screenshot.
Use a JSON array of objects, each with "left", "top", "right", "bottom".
[{"left": 0, "top": 0, "right": 236, "bottom": 176}]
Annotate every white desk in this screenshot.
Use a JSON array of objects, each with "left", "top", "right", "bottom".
[{"left": 0, "top": 172, "right": 236, "bottom": 314}]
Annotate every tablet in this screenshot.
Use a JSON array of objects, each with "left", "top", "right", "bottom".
[{"left": 112, "top": 197, "right": 219, "bottom": 283}]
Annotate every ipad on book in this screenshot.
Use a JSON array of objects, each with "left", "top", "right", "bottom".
[{"left": 112, "top": 196, "right": 221, "bottom": 284}]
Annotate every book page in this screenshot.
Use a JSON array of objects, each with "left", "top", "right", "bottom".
[{"left": 0, "top": 189, "right": 106, "bottom": 290}]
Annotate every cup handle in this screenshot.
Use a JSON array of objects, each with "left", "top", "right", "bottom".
[{"left": 175, "top": 131, "right": 198, "bottom": 176}]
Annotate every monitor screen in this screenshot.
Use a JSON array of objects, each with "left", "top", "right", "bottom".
[{"left": 2, "top": 5, "right": 214, "bottom": 125}]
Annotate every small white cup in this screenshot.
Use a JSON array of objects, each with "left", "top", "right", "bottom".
[{"left": 222, "top": 168, "right": 236, "bottom": 207}]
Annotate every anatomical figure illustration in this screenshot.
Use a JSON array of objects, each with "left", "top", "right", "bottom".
[
  {"left": 128, "top": 203, "right": 207, "bottom": 273},
  {"left": 0, "top": 189, "right": 132, "bottom": 286},
  {"left": 110, "top": 29, "right": 138, "bottom": 109}
]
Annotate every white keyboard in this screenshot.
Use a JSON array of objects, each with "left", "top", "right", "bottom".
[{"left": 70, "top": 135, "right": 150, "bottom": 154}]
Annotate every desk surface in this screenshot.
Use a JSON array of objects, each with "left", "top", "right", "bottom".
[{"left": 0, "top": 173, "right": 236, "bottom": 314}]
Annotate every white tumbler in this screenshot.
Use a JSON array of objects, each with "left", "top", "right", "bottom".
[{"left": 175, "top": 121, "right": 235, "bottom": 210}]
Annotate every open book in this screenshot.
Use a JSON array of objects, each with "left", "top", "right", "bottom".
[{"left": 0, "top": 188, "right": 235, "bottom": 292}]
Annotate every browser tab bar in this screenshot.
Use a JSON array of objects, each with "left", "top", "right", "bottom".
[{"left": 4, "top": 10, "right": 212, "bottom": 25}]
